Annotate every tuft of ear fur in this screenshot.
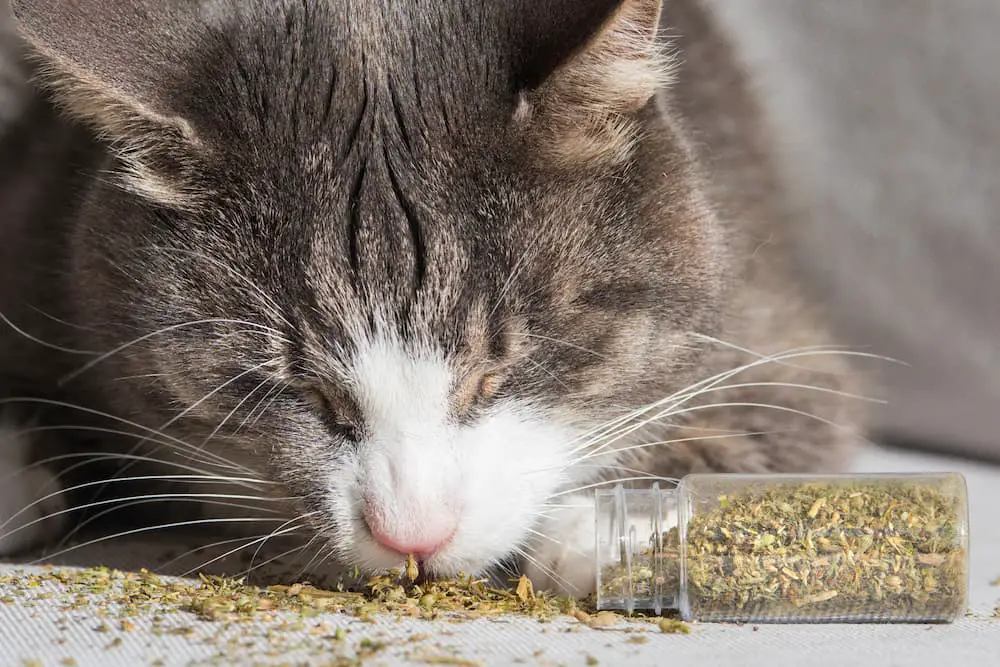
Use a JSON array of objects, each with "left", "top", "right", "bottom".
[
  {"left": 11, "top": 0, "right": 208, "bottom": 208},
  {"left": 519, "top": 0, "right": 675, "bottom": 168}
]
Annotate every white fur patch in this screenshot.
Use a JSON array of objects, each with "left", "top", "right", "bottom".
[
  {"left": 325, "top": 333, "right": 584, "bottom": 576},
  {"left": 521, "top": 492, "right": 598, "bottom": 596},
  {"left": 0, "top": 423, "right": 66, "bottom": 555}
]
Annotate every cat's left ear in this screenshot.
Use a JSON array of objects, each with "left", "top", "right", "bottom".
[
  {"left": 515, "top": 0, "right": 673, "bottom": 168},
  {"left": 12, "top": 0, "right": 210, "bottom": 208}
]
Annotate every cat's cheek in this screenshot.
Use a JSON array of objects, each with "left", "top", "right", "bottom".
[{"left": 432, "top": 405, "right": 581, "bottom": 575}]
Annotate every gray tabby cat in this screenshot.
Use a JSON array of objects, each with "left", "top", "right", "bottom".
[{"left": 0, "top": 0, "right": 863, "bottom": 593}]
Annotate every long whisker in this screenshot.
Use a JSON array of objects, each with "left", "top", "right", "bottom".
[
  {"left": 523, "top": 527, "right": 564, "bottom": 549},
  {"left": 566, "top": 346, "right": 864, "bottom": 449},
  {"left": 9, "top": 452, "right": 213, "bottom": 485},
  {"left": 689, "top": 333, "right": 904, "bottom": 369},
  {"left": 290, "top": 537, "right": 333, "bottom": 582},
  {"left": 240, "top": 539, "right": 320, "bottom": 580},
  {"left": 246, "top": 512, "right": 320, "bottom": 575},
  {"left": 0, "top": 397, "right": 255, "bottom": 473},
  {"left": 573, "top": 430, "right": 781, "bottom": 464},
  {"left": 8, "top": 426, "right": 254, "bottom": 479},
  {"left": 522, "top": 358, "right": 574, "bottom": 393},
  {"left": 490, "top": 559, "right": 520, "bottom": 585},
  {"left": 510, "top": 545, "right": 576, "bottom": 594},
  {"left": 200, "top": 366, "right": 287, "bottom": 446},
  {"left": 488, "top": 238, "right": 542, "bottom": 320},
  {"left": 157, "top": 534, "right": 279, "bottom": 573},
  {"left": 60, "top": 319, "right": 289, "bottom": 385},
  {"left": 26, "top": 304, "right": 102, "bottom": 335},
  {"left": 0, "top": 309, "right": 98, "bottom": 355},
  {"left": 102, "top": 357, "right": 282, "bottom": 495},
  {"left": 549, "top": 475, "right": 680, "bottom": 500},
  {"left": 34, "top": 517, "right": 292, "bottom": 564},
  {"left": 565, "top": 348, "right": 882, "bottom": 457},
  {"left": 52, "top": 496, "right": 292, "bottom": 551},
  {"left": 509, "top": 332, "right": 609, "bottom": 360},
  {"left": 573, "top": 378, "right": 877, "bottom": 461},
  {"left": 0, "top": 474, "right": 273, "bottom": 534},
  {"left": 585, "top": 391, "right": 854, "bottom": 462},
  {"left": 182, "top": 514, "right": 317, "bottom": 578},
  {"left": 152, "top": 246, "right": 294, "bottom": 330},
  {"left": 236, "top": 379, "right": 292, "bottom": 434},
  {"left": 148, "top": 358, "right": 282, "bottom": 440}
]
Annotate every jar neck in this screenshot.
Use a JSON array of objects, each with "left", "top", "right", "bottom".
[{"left": 603, "top": 483, "right": 683, "bottom": 614}]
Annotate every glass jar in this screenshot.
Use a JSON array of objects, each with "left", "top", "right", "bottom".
[{"left": 595, "top": 473, "right": 969, "bottom": 622}]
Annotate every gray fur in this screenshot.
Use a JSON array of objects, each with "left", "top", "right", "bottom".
[{"left": 0, "top": 0, "right": 863, "bottom": 579}]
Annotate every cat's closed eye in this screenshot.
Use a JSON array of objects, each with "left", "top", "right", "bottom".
[
  {"left": 305, "top": 387, "right": 362, "bottom": 439},
  {"left": 452, "top": 368, "right": 505, "bottom": 417},
  {"left": 476, "top": 372, "right": 502, "bottom": 403}
]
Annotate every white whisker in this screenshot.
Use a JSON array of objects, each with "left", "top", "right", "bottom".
[
  {"left": 236, "top": 379, "right": 292, "bottom": 433},
  {"left": 0, "top": 309, "right": 97, "bottom": 355},
  {"left": 0, "top": 474, "right": 273, "bottom": 534},
  {"left": 0, "top": 397, "right": 255, "bottom": 473},
  {"left": 152, "top": 246, "right": 294, "bottom": 330},
  {"left": 566, "top": 348, "right": 881, "bottom": 458},
  {"left": 182, "top": 513, "right": 317, "bottom": 578},
  {"left": 247, "top": 512, "right": 321, "bottom": 574},
  {"left": 34, "top": 517, "right": 291, "bottom": 564},
  {"left": 549, "top": 475, "right": 679, "bottom": 499},
  {"left": 200, "top": 367, "right": 287, "bottom": 446},
  {"left": 53, "top": 496, "right": 292, "bottom": 551},
  {"left": 8, "top": 426, "right": 253, "bottom": 477},
  {"left": 573, "top": 430, "right": 781, "bottom": 464},
  {"left": 510, "top": 332, "right": 609, "bottom": 360},
  {"left": 157, "top": 535, "right": 277, "bottom": 572},
  {"left": 290, "top": 537, "right": 333, "bottom": 582},
  {"left": 60, "top": 318, "right": 289, "bottom": 385},
  {"left": 511, "top": 545, "right": 576, "bottom": 594},
  {"left": 104, "top": 357, "right": 282, "bottom": 495}
]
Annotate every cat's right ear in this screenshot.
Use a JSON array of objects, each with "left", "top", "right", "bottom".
[{"left": 11, "top": 0, "right": 210, "bottom": 208}]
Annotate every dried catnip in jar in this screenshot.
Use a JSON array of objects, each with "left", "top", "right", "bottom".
[{"left": 595, "top": 473, "right": 969, "bottom": 623}]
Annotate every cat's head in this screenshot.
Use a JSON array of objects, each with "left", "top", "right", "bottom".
[{"left": 14, "top": 0, "right": 727, "bottom": 577}]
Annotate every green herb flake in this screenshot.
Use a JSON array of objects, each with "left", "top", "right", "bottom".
[{"left": 658, "top": 618, "right": 692, "bottom": 634}]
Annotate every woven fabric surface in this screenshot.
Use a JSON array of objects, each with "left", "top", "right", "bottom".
[{"left": 1, "top": 445, "right": 998, "bottom": 667}]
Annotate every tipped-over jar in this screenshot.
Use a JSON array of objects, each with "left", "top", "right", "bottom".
[{"left": 595, "top": 473, "right": 969, "bottom": 623}]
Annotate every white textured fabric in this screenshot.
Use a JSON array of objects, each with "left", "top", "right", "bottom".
[{"left": 0, "top": 446, "right": 998, "bottom": 667}]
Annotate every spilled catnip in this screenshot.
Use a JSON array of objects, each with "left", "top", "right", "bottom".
[
  {"left": 2, "top": 561, "right": 689, "bottom": 666},
  {"left": 0, "top": 558, "right": 689, "bottom": 637},
  {"left": 0, "top": 565, "right": 572, "bottom": 624}
]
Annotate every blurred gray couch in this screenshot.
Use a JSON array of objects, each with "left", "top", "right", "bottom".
[{"left": 707, "top": 0, "right": 1000, "bottom": 461}]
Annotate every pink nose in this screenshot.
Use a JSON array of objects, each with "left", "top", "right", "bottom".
[{"left": 364, "top": 507, "right": 456, "bottom": 558}]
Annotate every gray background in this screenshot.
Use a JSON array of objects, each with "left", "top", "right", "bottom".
[{"left": 706, "top": 0, "right": 1000, "bottom": 460}]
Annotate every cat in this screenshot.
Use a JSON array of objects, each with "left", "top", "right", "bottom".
[{"left": 0, "top": 0, "right": 864, "bottom": 594}]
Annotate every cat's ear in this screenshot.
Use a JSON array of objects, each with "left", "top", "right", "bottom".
[
  {"left": 516, "top": 0, "right": 673, "bottom": 167},
  {"left": 11, "top": 0, "right": 209, "bottom": 208}
]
